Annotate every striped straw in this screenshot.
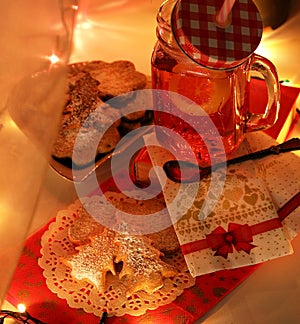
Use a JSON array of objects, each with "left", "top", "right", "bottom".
[{"left": 216, "top": 0, "right": 236, "bottom": 27}]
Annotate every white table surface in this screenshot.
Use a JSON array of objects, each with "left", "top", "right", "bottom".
[
  {"left": 3, "top": 1, "right": 300, "bottom": 323},
  {"left": 199, "top": 232, "right": 300, "bottom": 323}
]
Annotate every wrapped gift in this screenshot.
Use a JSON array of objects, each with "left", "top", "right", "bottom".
[{"left": 143, "top": 132, "right": 299, "bottom": 277}]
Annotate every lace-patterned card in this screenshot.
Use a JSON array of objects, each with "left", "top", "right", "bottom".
[
  {"left": 244, "top": 132, "right": 300, "bottom": 239},
  {"left": 144, "top": 133, "right": 294, "bottom": 277}
]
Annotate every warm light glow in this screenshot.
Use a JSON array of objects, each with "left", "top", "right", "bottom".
[
  {"left": 76, "top": 14, "right": 92, "bottom": 30},
  {"left": 17, "top": 303, "right": 26, "bottom": 313},
  {"left": 6, "top": 116, "right": 19, "bottom": 130},
  {"left": 78, "top": 20, "right": 92, "bottom": 30},
  {"left": 72, "top": 4, "right": 79, "bottom": 11},
  {"left": 255, "top": 44, "right": 272, "bottom": 63},
  {"left": 47, "top": 53, "right": 60, "bottom": 64},
  {"left": 254, "top": 27, "right": 300, "bottom": 88},
  {"left": 254, "top": 29, "right": 274, "bottom": 60}
]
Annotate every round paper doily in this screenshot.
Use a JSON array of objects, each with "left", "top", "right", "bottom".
[{"left": 38, "top": 198, "right": 195, "bottom": 318}]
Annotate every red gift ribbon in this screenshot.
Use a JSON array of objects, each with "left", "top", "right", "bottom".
[
  {"left": 181, "top": 191, "right": 300, "bottom": 258},
  {"left": 206, "top": 223, "right": 256, "bottom": 258},
  {"left": 181, "top": 218, "right": 282, "bottom": 258}
]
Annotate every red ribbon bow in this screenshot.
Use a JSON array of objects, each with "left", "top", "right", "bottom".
[{"left": 206, "top": 223, "right": 256, "bottom": 259}]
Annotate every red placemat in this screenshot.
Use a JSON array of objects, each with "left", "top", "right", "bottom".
[
  {"left": 5, "top": 222, "right": 258, "bottom": 323},
  {"left": 5, "top": 189, "right": 300, "bottom": 324},
  {"left": 5, "top": 175, "right": 259, "bottom": 324}
]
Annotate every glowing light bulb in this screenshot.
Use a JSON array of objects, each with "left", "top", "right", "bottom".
[
  {"left": 17, "top": 303, "right": 26, "bottom": 313},
  {"left": 48, "top": 53, "right": 60, "bottom": 64}
]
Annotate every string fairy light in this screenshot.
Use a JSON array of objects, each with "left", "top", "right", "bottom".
[
  {"left": 0, "top": 303, "right": 108, "bottom": 323},
  {"left": 0, "top": 304, "right": 46, "bottom": 324},
  {"left": 47, "top": 53, "right": 61, "bottom": 64}
]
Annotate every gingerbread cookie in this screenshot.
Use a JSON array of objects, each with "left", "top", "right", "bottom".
[
  {"left": 62, "top": 228, "right": 117, "bottom": 292},
  {"left": 64, "top": 227, "right": 178, "bottom": 295},
  {"left": 52, "top": 60, "right": 150, "bottom": 168},
  {"left": 52, "top": 73, "right": 121, "bottom": 166},
  {"left": 82, "top": 60, "right": 147, "bottom": 100},
  {"left": 69, "top": 192, "right": 180, "bottom": 254},
  {"left": 68, "top": 206, "right": 104, "bottom": 245},
  {"left": 105, "top": 191, "right": 180, "bottom": 254},
  {"left": 115, "top": 234, "right": 178, "bottom": 296}
]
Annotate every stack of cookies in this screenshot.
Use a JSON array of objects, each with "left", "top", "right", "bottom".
[
  {"left": 52, "top": 60, "right": 152, "bottom": 167},
  {"left": 62, "top": 192, "right": 181, "bottom": 296}
]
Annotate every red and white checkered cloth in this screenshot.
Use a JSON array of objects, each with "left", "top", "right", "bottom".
[{"left": 171, "top": 0, "right": 263, "bottom": 69}]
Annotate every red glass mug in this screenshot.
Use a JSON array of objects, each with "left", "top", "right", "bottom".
[{"left": 151, "top": 0, "right": 280, "bottom": 164}]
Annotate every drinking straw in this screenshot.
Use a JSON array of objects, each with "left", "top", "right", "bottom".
[{"left": 216, "top": 0, "right": 236, "bottom": 27}]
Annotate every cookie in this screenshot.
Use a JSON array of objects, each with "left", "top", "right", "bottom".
[
  {"left": 62, "top": 228, "right": 117, "bottom": 292},
  {"left": 61, "top": 72, "right": 103, "bottom": 129},
  {"left": 64, "top": 228, "right": 177, "bottom": 295},
  {"left": 122, "top": 111, "right": 146, "bottom": 122},
  {"left": 120, "top": 88, "right": 153, "bottom": 120},
  {"left": 52, "top": 60, "right": 149, "bottom": 167},
  {"left": 104, "top": 191, "right": 180, "bottom": 254},
  {"left": 104, "top": 191, "right": 166, "bottom": 215},
  {"left": 119, "top": 120, "right": 142, "bottom": 135},
  {"left": 145, "top": 226, "right": 180, "bottom": 255},
  {"left": 52, "top": 128, "right": 78, "bottom": 160},
  {"left": 115, "top": 234, "right": 178, "bottom": 296},
  {"left": 53, "top": 103, "right": 121, "bottom": 166},
  {"left": 97, "top": 125, "right": 121, "bottom": 154},
  {"left": 68, "top": 206, "right": 104, "bottom": 245},
  {"left": 83, "top": 60, "right": 148, "bottom": 100}
]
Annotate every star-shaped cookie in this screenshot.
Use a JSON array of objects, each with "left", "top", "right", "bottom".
[{"left": 63, "top": 228, "right": 116, "bottom": 291}]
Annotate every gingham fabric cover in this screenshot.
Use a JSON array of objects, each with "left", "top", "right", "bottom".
[{"left": 171, "top": 0, "right": 263, "bottom": 69}]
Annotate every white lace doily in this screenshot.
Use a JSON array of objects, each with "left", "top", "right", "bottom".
[{"left": 38, "top": 199, "right": 195, "bottom": 318}]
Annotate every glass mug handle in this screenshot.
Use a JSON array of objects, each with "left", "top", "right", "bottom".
[{"left": 245, "top": 53, "right": 280, "bottom": 132}]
